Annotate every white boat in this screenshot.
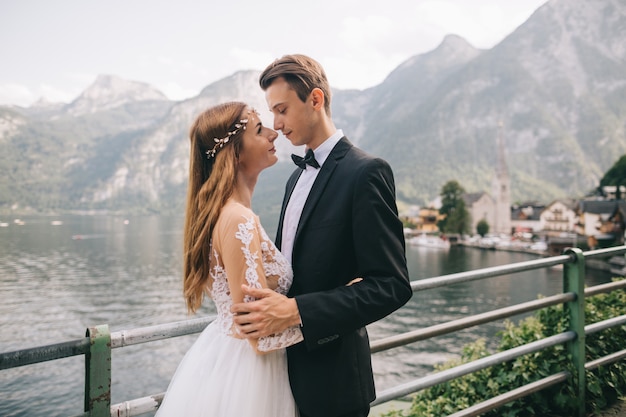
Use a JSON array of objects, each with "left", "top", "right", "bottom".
[
  {"left": 477, "top": 237, "right": 497, "bottom": 249},
  {"left": 408, "top": 234, "right": 451, "bottom": 249}
]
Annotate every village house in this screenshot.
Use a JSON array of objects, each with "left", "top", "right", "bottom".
[
  {"left": 539, "top": 199, "right": 578, "bottom": 235},
  {"left": 402, "top": 128, "right": 625, "bottom": 249},
  {"left": 600, "top": 185, "right": 626, "bottom": 200},
  {"left": 510, "top": 202, "right": 545, "bottom": 234},
  {"left": 463, "top": 192, "right": 495, "bottom": 235},
  {"left": 576, "top": 199, "right": 626, "bottom": 248},
  {"left": 401, "top": 206, "right": 445, "bottom": 236}
]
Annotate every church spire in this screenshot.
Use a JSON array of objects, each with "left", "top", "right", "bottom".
[
  {"left": 496, "top": 121, "right": 508, "bottom": 177},
  {"left": 492, "top": 121, "right": 511, "bottom": 235}
]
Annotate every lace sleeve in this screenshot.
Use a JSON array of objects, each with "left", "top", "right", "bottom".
[
  {"left": 218, "top": 209, "right": 266, "bottom": 298},
  {"left": 217, "top": 204, "right": 303, "bottom": 352},
  {"left": 257, "top": 325, "right": 303, "bottom": 352}
]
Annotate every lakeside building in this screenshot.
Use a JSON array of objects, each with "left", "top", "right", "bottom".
[
  {"left": 401, "top": 206, "right": 446, "bottom": 236},
  {"left": 540, "top": 199, "right": 578, "bottom": 234},
  {"left": 401, "top": 120, "right": 625, "bottom": 251},
  {"left": 462, "top": 123, "right": 511, "bottom": 236},
  {"left": 576, "top": 199, "right": 626, "bottom": 248},
  {"left": 464, "top": 192, "right": 495, "bottom": 236},
  {"left": 511, "top": 202, "right": 545, "bottom": 234}
]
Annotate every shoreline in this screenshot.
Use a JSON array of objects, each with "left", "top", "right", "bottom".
[{"left": 456, "top": 241, "right": 621, "bottom": 274}]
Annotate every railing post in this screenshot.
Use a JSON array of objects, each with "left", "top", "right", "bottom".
[
  {"left": 563, "top": 248, "right": 586, "bottom": 417},
  {"left": 85, "top": 324, "right": 111, "bottom": 416}
]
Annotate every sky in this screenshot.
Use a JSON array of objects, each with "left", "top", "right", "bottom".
[{"left": 0, "top": 0, "right": 548, "bottom": 107}]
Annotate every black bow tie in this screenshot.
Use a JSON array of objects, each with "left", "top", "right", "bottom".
[{"left": 291, "top": 148, "right": 320, "bottom": 169}]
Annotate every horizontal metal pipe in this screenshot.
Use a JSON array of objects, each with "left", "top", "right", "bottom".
[
  {"left": 585, "top": 349, "right": 626, "bottom": 371},
  {"left": 110, "top": 316, "right": 215, "bottom": 348},
  {"left": 585, "top": 279, "right": 626, "bottom": 297},
  {"left": 371, "top": 331, "right": 576, "bottom": 405},
  {"left": 371, "top": 293, "right": 574, "bottom": 353},
  {"left": 583, "top": 246, "right": 626, "bottom": 259},
  {"left": 109, "top": 393, "right": 164, "bottom": 417},
  {"left": 585, "top": 314, "right": 626, "bottom": 335},
  {"left": 0, "top": 338, "right": 88, "bottom": 370},
  {"left": 409, "top": 245, "right": 625, "bottom": 294},
  {"left": 446, "top": 371, "right": 570, "bottom": 417},
  {"left": 1, "top": 247, "right": 624, "bottom": 416},
  {"left": 411, "top": 255, "right": 571, "bottom": 292},
  {"left": 2, "top": 279, "right": 621, "bottom": 371}
]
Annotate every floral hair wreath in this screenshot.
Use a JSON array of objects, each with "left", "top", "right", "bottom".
[{"left": 206, "top": 109, "right": 258, "bottom": 159}]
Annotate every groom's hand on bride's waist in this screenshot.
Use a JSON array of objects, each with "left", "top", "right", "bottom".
[{"left": 231, "top": 285, "right": 302, "bottom": 338}]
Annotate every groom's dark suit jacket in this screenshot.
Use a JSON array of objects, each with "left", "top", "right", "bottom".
[{"left": 275, "top": 137, "right": 412, "bottom": 417}]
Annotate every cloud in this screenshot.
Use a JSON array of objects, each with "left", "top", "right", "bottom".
[
  {"left": 0, "top": 83, "right": 35, "bottom": 107},
  {"left": 38, "top": 83, "right": 79, "bottom": 104},
  {"left": 316, "top": 12, "right": 440, "bottom": 90},
  {"left": 414, "top": 0, "right": 542, "bottom": 48},
  {"left": 0, "top": 76, "right": 93, "bottom": 107},
  {"left": 229, "top": 48, "right": 274, "bottom": 73},
  {"left": 156, "top": 82, "right": 198, "bottom": 101},
  {"left": 150, "top": 56, "right": 210, "bottom": 78},
  {"left": 0, "top": 0, "right": 548, "bottom": 106},
  {"left": 339, "top": 15, "right": 396, "bottom": 48}
]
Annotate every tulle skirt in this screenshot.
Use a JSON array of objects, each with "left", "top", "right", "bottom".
[{"left": 155, "top": 321, "right": 298, "bottom": 417}]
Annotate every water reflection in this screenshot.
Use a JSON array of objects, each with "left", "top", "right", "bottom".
[{"left": 0, "top": 215, "right": 614, "bottom": 417}]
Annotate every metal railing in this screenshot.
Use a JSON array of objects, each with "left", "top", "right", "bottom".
[{"left": 1, "top": 246, "right": 626, "bottom": 417}]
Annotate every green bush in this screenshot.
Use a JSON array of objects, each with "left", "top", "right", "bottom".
[
  {"left": 476, "top": 219, "right": 489, "bottom": 237},
  {"left": 383, "top": 278, "right": 626, "bottom": 417}
]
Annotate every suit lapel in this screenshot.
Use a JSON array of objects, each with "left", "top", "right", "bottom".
[{"left": 294, "top": 137, "right": 352, "bottom": 244}]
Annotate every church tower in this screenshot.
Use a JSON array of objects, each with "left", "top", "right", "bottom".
[{"left": 492, "top": 122, "right": 512, "bottom": 235}]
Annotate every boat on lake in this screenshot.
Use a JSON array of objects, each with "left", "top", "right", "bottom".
[{"left": 407, "top": 233, "right": 451, "bottom": 249}]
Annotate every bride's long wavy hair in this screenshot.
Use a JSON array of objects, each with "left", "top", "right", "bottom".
[{"left": 183, "top": 102, "right": 247, "bottom": 313}]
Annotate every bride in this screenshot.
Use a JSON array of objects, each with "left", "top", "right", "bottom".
[{"left": 155, "top": 102, "right": 302, "bottom": 417}]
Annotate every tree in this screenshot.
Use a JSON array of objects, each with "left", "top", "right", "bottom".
[
  {"left": 600, "top": 154, "right": 626, "bottom": 199},
  {"left": 476, "top": 219, "right": 490, "bottom": 237},
  {"left": 438, "top": 180, "right": 471, "bottom": 235}
]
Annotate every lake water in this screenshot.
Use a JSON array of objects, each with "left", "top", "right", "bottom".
[{"left": 0, "top": 214, "right": 614, "bottom": 417}]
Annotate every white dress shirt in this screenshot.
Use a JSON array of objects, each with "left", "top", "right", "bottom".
[{"left": 281, "top": 130, "right": 344, "bottom": 263}]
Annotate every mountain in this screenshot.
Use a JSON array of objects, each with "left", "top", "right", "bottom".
[
  {"left": 80, "top": 70, "right": 293, "bottom": 211},
  {"left": 337, "top": 0, "right": 626, "bottom": 205},
  {"left": 65, "top": 74, "right": 169, "bottom": 116},
  {"left": 0, "top": 75, "right": 175, "bottom": 211},
  {"left": 1, "top": 0, "right": 625, "bottom": 222}
]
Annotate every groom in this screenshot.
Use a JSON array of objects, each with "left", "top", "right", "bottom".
[{"left": 232, "top": 54, "right": 412, "bottom": 417}]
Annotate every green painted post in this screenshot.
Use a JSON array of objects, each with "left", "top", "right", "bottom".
[
  {"left": 84, "top": 324, "right": 111, "bottom": 416},
  {"left": 563, "top": 248, "right": 586, "bottom": 417}
]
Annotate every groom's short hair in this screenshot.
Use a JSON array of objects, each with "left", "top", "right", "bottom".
[{"left": 259, "top": 54, "right": 332, "bottom": 117}]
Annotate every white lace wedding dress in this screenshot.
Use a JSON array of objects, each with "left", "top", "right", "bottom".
[{"left": 155, "top": 201, "right": 302, "bottom": 417}]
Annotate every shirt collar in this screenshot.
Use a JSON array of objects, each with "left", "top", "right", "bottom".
[{"left": 307, "top": 129, "right": 343, "bottom": 167}]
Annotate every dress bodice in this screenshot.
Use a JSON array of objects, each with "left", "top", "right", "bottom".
[{"left": 208, "top": 201, "right": 302, "bottom": 351}]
